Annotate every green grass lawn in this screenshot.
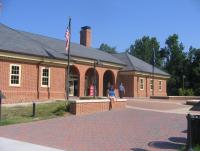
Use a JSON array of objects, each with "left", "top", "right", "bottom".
[
  {"left": 0, "top": 100, "right": 71, "bottom": 126},
  {"left": 178, "top": 145, "right": 200, "bottom": 151}
]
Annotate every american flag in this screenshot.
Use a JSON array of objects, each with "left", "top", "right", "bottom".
[{"left": 65, "top": 27, "right": 70, "bottom": 53}]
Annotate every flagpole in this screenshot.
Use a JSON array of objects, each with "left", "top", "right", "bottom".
[
  {"left": 152, "top": 47, "right": 155, "bottom": 96},
  {"left": 67, "top": 17, "right": 71, "bottom": 100}
]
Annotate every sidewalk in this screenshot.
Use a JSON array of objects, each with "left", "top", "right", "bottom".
[{"left": 0, "top": 137, "right": 64, "bottom": 151}]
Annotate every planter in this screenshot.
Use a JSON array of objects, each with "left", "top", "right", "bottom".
[{"left": 69, "top": 99, "right": 127, "bottom": 115}]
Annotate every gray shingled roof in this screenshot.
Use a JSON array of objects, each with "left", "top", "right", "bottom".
[
  {"left": 0, "top": 23, "right": 125, "bottom": 65},
  {"left": 112, "top": 53, "right": 170, "bottom": 76}
]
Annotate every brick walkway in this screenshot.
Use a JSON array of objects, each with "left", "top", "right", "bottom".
[{"left": 0, "top": 108, "right": 186, "bottom": 151}]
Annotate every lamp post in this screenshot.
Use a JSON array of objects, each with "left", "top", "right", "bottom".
[{"left": 183, "top": 75, "right": 186, "bottom": 90}]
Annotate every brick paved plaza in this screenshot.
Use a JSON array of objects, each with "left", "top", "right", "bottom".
[{"left": 0, "top": 100, "right": 187, "bottom": 151}]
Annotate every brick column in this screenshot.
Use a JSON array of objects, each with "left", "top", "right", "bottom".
[
  {"left": 146, "top": 77, "right": 150, "bottom": 97},
  {"left": 79, "top": 73, "right": 85, "bottom": 97},
  {"left": 98, "top": 70, "right": 103, "bottom": 96},
  {"left": 133, "top": 76, "right": 138, "bottom": 97},
  {"left": 113, "top": 71, "right": 118, "bottom": 96},
  {"left": 77, "top": 65, "right": 88, "bottom": 97}
]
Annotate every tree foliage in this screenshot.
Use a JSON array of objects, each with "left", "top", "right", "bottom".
[
  {"left": 161, "top": 34, "right": 187, "bottom": 95},
  {"left": 187, "top": 47, "right": 200, "bottom": 95},
  {"left": 99, "top": 43, "right": 117, "bottom": 54},
  {"left": 128, "top": 36, "right": 163, "bottom": 67},
  {"left": 126, "top": 34, "right": 200, "bottom": 96}
]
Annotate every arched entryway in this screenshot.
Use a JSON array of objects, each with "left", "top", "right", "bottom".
[
  {"left": 69, "top": 65, "right": 80, "bottom": 97},
  {"left": 103, "top": 70, "right": 115, "bottom": 96},
  {"left": 85, "top": 68, "right": 99, "bottom": 96}
]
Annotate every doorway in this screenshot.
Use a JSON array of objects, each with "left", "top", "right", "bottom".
[
  {"left": 68, "top": 65, "right": 80, "bottom": 97},
  {"left": 69, "top": 78, "right": 79, "bottom": 97}
]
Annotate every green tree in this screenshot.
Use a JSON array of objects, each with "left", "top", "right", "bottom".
[
  {"left": 128, "top": 36, "right": 163, "bottom": 67},
  {"left": 162, "top": 34, "right": 187, "bottom": 95},
  {"left": 99, "top": 43, "right": 117, "bottom": 54},
  {"left": 187, "top": 47, "right": 200, "bottom": 95}
]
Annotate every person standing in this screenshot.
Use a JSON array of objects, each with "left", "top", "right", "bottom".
[{"left": 119, "top": 82, "right": 125, "bottom": 98}]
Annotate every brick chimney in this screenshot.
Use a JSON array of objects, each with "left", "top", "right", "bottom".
[{"left": 80, "top": 26, "right": 91, "bottom": 47}]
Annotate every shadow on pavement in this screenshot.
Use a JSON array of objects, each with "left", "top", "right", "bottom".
[
  {"left": 131, "top": 148, "right": 149, "bottom": 151},
  {"left": 182, "top": 129, "right": 187, "bottom": 133},
  {"left": 190, "top": 101, "right": 200, "bottom": 111},
  {"left": 168, "top": 137, "right": 187, "bottom": 144},
  {"left": 148, "top": 141, "right": 184, "bottom": 150}
]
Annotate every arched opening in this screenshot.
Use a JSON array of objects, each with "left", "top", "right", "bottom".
[
  {"left": 103, "top": 70, "right": 115, "bottom": 96},
  {"left": 85, "top": 68, "right": 99, "bottom": 96},
  {"left": 69, "top": 65, "right": 80, "bottom": 97}
]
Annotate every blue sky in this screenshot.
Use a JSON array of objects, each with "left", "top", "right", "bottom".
[{"left": 0, "top": 0, "right": 200, "bottom": 52}]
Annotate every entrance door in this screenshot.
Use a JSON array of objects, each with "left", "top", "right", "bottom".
[
  {"left": 69, "top": 79, "right": 79, "bottom": 97},
  {"left": 74, "top": 80, "right": 78, "bottom": 96},
  {"left": 69, "top": 80, "right": 74, "bottom": 96}
]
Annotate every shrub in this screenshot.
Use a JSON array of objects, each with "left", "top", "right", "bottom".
[
  {"left": 194, "top": 145, "right": 200, "bottom": 151},
  {"left": 185, "top": 89, "right": 194, "bottom": 96},
  {"left": 53, "top": 105, "right": 66, "bottom": 116},
  {"left": 178, "top": 88, "right": 185, "bottom": 96},
  {"left": 178, "top": 88, "right": 194, "bottom": 96},
  {"left": 178, "top": 145, "right": 200, "bottom": 151}
]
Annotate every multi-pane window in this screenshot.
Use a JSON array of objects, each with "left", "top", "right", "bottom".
[
  {"left": 150, "top": 79, "right": 153, "bottom": 91},
  {"left": 139, "top": 78, "right": 144, "bottom": 90},
  {"left": 41, "top": 67, "right": 50, "bottom": 87},
  {"left": 159, "top": 80, "right": 162, "bottom": 91},
  {"left": 10, "top": 64, "right": 21, "bottom": 86}
]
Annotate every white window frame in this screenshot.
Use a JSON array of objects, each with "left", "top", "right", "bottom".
[
  {"left": 9, "top": 64, "right": 21, "bottom": 87},
  {"left": 158, "top": 80, "right": 162, "bottom": 91},
  {"left": 41, "top": 67, "right": 50, "bottom": 88},
  {"left": 150, "top": 79, "right": 153, "bottom": 91},
  {"left": 139, "top": 78, "right": 144, "bottom": 90}
]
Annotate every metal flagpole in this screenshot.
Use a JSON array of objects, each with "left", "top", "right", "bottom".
[
  {"left": 152, "top": 47, "right": 155, "bottom": 96},
  {"left": 66, "top": 17, "right": 71, "bottom": 100}
]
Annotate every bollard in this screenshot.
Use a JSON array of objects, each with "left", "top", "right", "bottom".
[
  {"left": 32, "top": 102, "right": 36, "bottom": 117},
  {"left": 187, "top": 114, "right": 193, "bottom": 151}
]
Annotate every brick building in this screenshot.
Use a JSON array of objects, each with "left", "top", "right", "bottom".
[{"left": 0, "top": 24, "right": 169, "bottom": 104}]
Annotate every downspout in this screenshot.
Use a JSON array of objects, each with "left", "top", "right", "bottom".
[{"left": 37, "top": 61, "right": 43, "bottom": 100}]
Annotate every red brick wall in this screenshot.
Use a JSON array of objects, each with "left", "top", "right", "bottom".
[
  {"left": 0, "top": 60, "right": 120, "bottom": 103},
  {"left": 70, "top": 100, "right": 126, "bottom": 115},
  {"left": 73, "top": 63, "right": 119, "bottom": 97},
  {"left": 135, "top": 76, "right": 167, "bottom": 97},
  {"left": 137, "top": 76, "right": 147, "bottom": 97},
  {"left": 38, "top": 66, "right": 66, "bottom": 100},
  {"left": 0, "top": 59, "right": 167, "bottom": 104},
  {"left": 118, "top": 74, "right": 134, "bottom": 97},
  {"left": 0, "top": 60, "right": 65, "bottom": 103},
  {"left": 0, "top": 60, "right": 38, "bottom": 103},
  {"left": 153, "top": 79, "right": 167, "bottom": 96},
  {"left": 118, "top": 73, "right": 167, "bottom": 98}
]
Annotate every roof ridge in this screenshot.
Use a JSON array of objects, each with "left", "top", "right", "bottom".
[
  {"left": 2, "top": 24, "right": 123, "bottom": 61},
  {"left": 126, "top": 53, "right": 169, "bottom": 75},
  {"left": 0, "top": 23, "right": 125, "bottom": 65},
  {"left": 126, "top": 53, "right": 142, "bottom": 71}
]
